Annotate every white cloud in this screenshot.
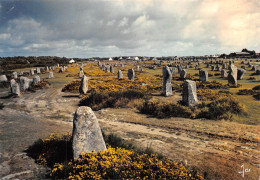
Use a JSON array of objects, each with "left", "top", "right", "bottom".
[{"left": 0, "top": 0, "right": 259, "bottom": 57}]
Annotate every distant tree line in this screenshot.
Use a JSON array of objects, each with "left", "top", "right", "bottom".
[{"left": 0, "top": 56, "right": 72, "bottom": 72}]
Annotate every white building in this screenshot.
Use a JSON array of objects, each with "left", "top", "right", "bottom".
[{"left": 69, "top": 59, "right": 75, "bottom": 64}]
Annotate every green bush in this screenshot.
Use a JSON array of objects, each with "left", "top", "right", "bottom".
[
  {"left": 138, "top": 90, "right": 247, "bottom": 120},
  {"left": 79, "top": 90, "right": 146, "bottom": 110}
]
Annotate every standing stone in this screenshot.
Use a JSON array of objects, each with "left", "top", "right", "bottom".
[
  {"left": 49, "top": 72, "right": 54, "bottom": 78},
  {"left": 30, "top": 69, "right": 35, "bottom": 75},
  {"left": 221, "top": 69, "right": 228, "bottom": 78},
  {"left": 72, "top": 106, "right": 106, "bottom": 159},
  {"left": 251, "top": 65, "right": 256, "bottom": 71},
  {"left": 140, "top": 67, "right": 143, "bottom": 72},
  {"left": 20, "top": 76, "right": 30, "bottom": 91},
  {"left": 182, "top": 80, "right": 198, "bottom": 106},
  {"left": 117, "top": 70, "right": 123, "bottom": 79},
  {"left": 36, "top": 68, "right": 41, "bottom": 74},
  {"left": 222, "top": 63, "right": 226, "bottom": 69},
  {"left": 228, "top": 64, "right": 238, "bottom": 86},
  {"left": 180, "top": 69, "right": 187, "bottom": 79},
  {"left": 10, "top": 79, "right": 20, "bottom": 96},
  {"left": 136, "top": 65, "right": 140, "bottom": 71},
  {"left": 162, "top": 66, "right": 173, "bottom": 96},
  {"left": 237, "top": 68, "right": 246, "bottom": 80},
  {"left": 216, "top": 64, "right": 221, "bottom": 71},
  {"left": 109, "top": 65, "right": 114, "bottom": 73},
  {"left": 59, "top": 67, "right": 64, "bottom": 73},
  {"left": 79, "top": 75, "right": 88, "bottom": 94},
  {"left": 211, "top": 65, "right": 215, "bottom": 71},
  {"left": 101, "top": 64, "right": 106, "bottom": 71},
  {"left": 33, "top": 75, "right": 41, "bottom": 84},
  {"left": 127, "top": 69, "right": 135, "bottom": 81},
  {"left": 79, "top": 70, "right": 84, "bottom": 78},
  {"left": 0, "top": 75, "right": 8, "bottom": 82},
  {"left": 98, "top": 61, "right": 101, "bottom": 67},
  {"left": 199, "top": 69, "right": 208, "bottom": 82},
  {"left": 255, "top": 69, "right": 260, "bottom": 75},
  {"left": 46, "top": 66, "right": 49, "bottom": 71},
  {"left": 12, "top": 72, "right": 18, "bottom": 79},
  {"left": 177, "top": 65, "right": 182, "bottom": 73}
]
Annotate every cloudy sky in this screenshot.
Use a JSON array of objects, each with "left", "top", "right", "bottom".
[{"left": 0, "top": 0, "right": 259, "bottom": 58}]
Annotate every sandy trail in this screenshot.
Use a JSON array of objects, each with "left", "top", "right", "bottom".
[{"left": 0, "top": 81, "right": 259, "bottom": 179}]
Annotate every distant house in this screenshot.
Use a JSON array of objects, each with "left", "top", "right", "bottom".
[{"left": 69, "top": 59, "right": 75, "bottom": 64}]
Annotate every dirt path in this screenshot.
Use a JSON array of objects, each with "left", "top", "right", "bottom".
[
  {"left": 96, "top": 108, "right": 260, "bottom": 180},
  {"left": 0, "top": 80, "right": 259, "bottom": 179},
  {"left": 0, "top": 83, "right": 76, "bottom": 179}
]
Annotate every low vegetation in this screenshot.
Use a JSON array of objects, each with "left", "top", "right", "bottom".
[
  {"left": 26, "top": 133, "right": 201, "bottom": 179},
  {"left": 138, "top": 90, "right": 247, "bottom": 120},
  {"left": 30, "top": 80, "right": 50, "bottom": 91},
  {"left": 79, "top": 90, "right": 147, "bottom": 110}
]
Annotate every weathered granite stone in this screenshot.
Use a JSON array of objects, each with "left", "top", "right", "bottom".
[
  {"left": 221, "top": 69, "right": 228, "bottom": 78},
  {"left": 251, "top": 65, "right": 256, "bottom": 71},
  {"left": 0, "top": 75, "right": 8, "bottom": 82},
  {"left": 79, "top": 70, "right": 84, "bottom": 78},
  {"left": 79, "top": 75, "right": 88, "bottom": 94},
  {"left": 199, "top": 69, "right": 208, "bottom": 82},
  {"left": 30, "top": 69, "right": 35, "bottom": 75},
  {"left": 36, "top": 68, "right": 41, "bottom": 74},
  {"left": 10, "top": 79, "right": 20, "bottom": 96},
  {"left": 228, "top": 64, "right": 238, "bottom": 86},
  {"left": 12, "top": 72, "right": 18, "bottom": 79},
  {"left": 59, "top": 67, "right": 64, "bottom": 73},
  {"left": 48, "top": 72, "right": 54, "bottom": 78},
  {"left": 46, "top": 66, "right": 49, "bottom": 71},
  {"left": 20, "top": 76, "right": 30, "bottom": 91},
  {"left": 211, "top": 65, "right": 215, "bottom": 71},
  {"left": 237, "top": 68, "right": 246, "bottom": 80},
  {"left": 255, "top": 69, "right": 260, "bottom": 75},
  {"left": 72, "top": 106, "right": 106, "bottom": 159},
  {"left": 216, "top": 64, "right": 221, "bottom": 71},
  {"left": 180, "top": 69, "right": 187, "bottom": 79},
  {"left": 33, "top": 75, "right": 41, "bottom": 84},
  {"left": 127, "top": 69, "right": 135, "bottom": 81},
  {"left": 140, "top": 67, "right": 143, "bottom": 72},
  {"left": 110, "top": 65, "right": 114, "bottom": 73},
  {"left": 162, "top": 66, "right": 172, "bottom": 96},
  {"left": 117, "top": 70, "right": 123, "bottom": 79},
  {"left": 177, "top": 65, "right": 182, "bottom": 73},
  {"left": 101, "top": 64, "right": 106, "bottom": 71},
  {"left": 136, "top": 65, "right": 140, "bottom": 71},
  {"left": 182, "top": 80, "right": 198, "bottom": 106}
]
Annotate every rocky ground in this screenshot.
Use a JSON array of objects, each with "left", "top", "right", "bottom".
[{"left": 0, "top": 78, "right": 259, "bottom": 180}]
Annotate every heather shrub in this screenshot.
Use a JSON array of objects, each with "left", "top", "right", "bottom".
[
  {"left": 252, "top": 85, "right": 260, "bottom": 90},
  {"left": 25, "top": 133, "right": 73, "bottom": 167},
  {"left": 138, "top": 101, "right": 193, "bottom": 118},
  {"left": 0, "top": 81, "right": 10, "bottom": 88},
  {"left": 50, "top": 147, "right": 201, "bottom": 180},
  {"left": 27, "top": 133, "right": 201, "bottom": 180},
  {"left": 30, "top": 80, "right": 50, "bottom": 91},
  {"left": 196, "top": 80, "right": 228, "bottom": 89},
  {"left": 79, "top": 90, "right": 147, "bottom": 110},
  {"left": 138, "top": 90, "right": 247, "bottom": 120}
]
